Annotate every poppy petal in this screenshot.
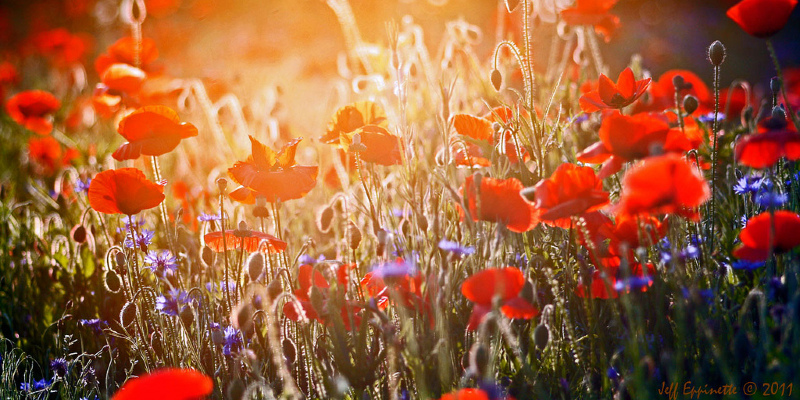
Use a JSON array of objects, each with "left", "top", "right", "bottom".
[
  {"left": 461, "top": 267, "right": 525, "bottom": 305},
  {"left": 111, "top": 368, "right": 212, "bottom": 400}
]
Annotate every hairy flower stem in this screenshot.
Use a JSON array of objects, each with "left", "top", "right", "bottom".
[
  {"left": 521, "top": 0, "right": 535, "bottom": 110},
  {"left": 219, "top": 192, "right": 232, "bottom": 318},
  {"left": 709, "top": 64, "right": 720, "bottom": 255},
  {"left": 150, "top": 156, "right": 182, "bottom": 288},
  {"left": 272, "top": 202, "right": 290, "bottom": 269},
  {"left": 354, "top": 153, "right": 380, "bottom": 232},
  {"left": 767, "top": 40, "right": 800, "bottom": 130}
]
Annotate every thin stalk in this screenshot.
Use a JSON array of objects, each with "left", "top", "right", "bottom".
[
  {"left": 767, "top": 40, "right": 800, "bottom": 130},
  {"left": 709, "top": 63, "right": 721, "bottom": 255}
]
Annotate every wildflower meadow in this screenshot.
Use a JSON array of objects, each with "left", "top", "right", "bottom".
[{"left": 2, "top": 0, "right": 800, "bottom": 399}]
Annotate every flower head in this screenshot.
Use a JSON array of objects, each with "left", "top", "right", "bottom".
[
  {"left": 110, "top": 368, "right": 212, "bottom": 400},
  {"left": 727, "top": 0, "right": 798, "bottom": 38},
  {"left": 733, "top": 211, "right": 800, "bottom": 261},
  {"left": 6, "top": 90, "right": 60, "bottom": 135},
  {"left": 144, "top": 250, "right": 179, "bottom": 276},
  {"left": 112, "top": 106, "right": 198, "bottom": 160},
  {"left": 560, "top": 0, "right": 620, "bottom": 41},
  {"left": 461, "top": 267, "right": 538, "bottom": 331},
  {"left": 529, "top": 163, "right": 609, "bottom": 227},
  {"left": 579, "top": 68, "right": 650, "bottom": 113},
  {"left": 458, "top": 175, "right": 540, "bottom": 233},
  {"left": 88, "top": 168, "right": 165, "bottom": 216}
]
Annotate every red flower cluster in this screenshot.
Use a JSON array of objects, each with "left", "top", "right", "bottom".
[
  {"left": 449, "top": 107, "right": 530, "bottom": 167},
  {"left": 560, "top": 0, "right": 620, "bottom": 41},
  {"left": 461, "top": 267, "right": 538, "bottom": 331},
  {"left": 283, "top": 263, "right": 362, "bottom": 330},
  {"left": 735, "top": 111, "right": 800, "bottom": 169},
  {"left": 6, "top": 90, "right": 60, "bottom": 135}
]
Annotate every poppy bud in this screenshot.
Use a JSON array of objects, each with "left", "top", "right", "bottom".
[
  {"left": 202, "top": 246, "right": 215, "bottom": 267},
  {"left": 772, "top": 105, "right": 787, "bottom": 121},
  {"left": 216, "top": 177, "right": 228, "bottom": 193},
  {"left": 310, "top": 286, "right": 325, "bottom": 315},
  {"left": 71, "top": 224, "right": 87, "bottom": 243},
  {"left": 347, "top": 221, "right": 362, "bottom": 250},
  {"left": 282, "top": 338, "right": 297, "bottom": 365},
  {"left": 469, "top": 342, "right": 489, "bottom": 377},
  {"left": 492, "top": 122, "right": 502, "bottom": 134},
  {"left": 316, "top": 206, "right": 335, "bottom": 233},
  {"left": 682, "top": 95, "right": 699, "bottom": 115},
  {"left": 533, "top": 323, "right": 550, "bottom": 350},
  {"left": 416, "top": 213, "right": 428, "bottom": 231},
  {"left": 247, "top": 252, "right": 265, "bottom": 282},
  {"left": 672, "top": 74, "right": 685, "bottom": 91},
  {"left": 491, "top": 69, "right": 503, "bottom": 91},
  {"left": 120, "top": 301, "right": 137, "bottom": 329},
  {"left": 104, "top": 269, "right": 121, "bottom": 293},
  {"left": 233, "top": 302, "right": 255, "bottom": 338},
  {"left": 770, "top": 76, "right": 782, "bottom": 95},
  {"left": 707, "top": 40, "right": 726, "bottom": 66},
  {"left": 742, "top": 105, "right": 754, "bottom": 125},
  {"left": 267, "top": 278, "right": 283, "bottom": 301},
  {"left": 115, "top": 251, "right": 127, "bottom": 268},
  {"left": 180, "top": 306, "right": 194, "bottom": 328}
]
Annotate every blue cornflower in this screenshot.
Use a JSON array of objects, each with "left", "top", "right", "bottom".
[
  {"left": 733, "top": 174, "right": 763, "bottom": 195},
  {"left": 370, "top": 258, "right": 417, "bottom": 279},
  {"left": 698, "top": 112, "right": 725, "bottom": 124},
  {"left": 156, "top": 289, "right": 188, "bottom": 316},
  {"left": 437, "top": 239, "right": 475, "bottom": 257},
  {"left": 298, "top": 254, "right": 326, "bottom": 265},
  {"left": 20, "top": 378, "right": 52, "bottom": 391},
  {"left": 144, "top": 250, "right": 178, "bottom": 276},
  {"left": 731, "top": 260, "right": 765, "bottom": 271},
  {"left": 755, "top": 191, "right": 788, "bottom": 208},
  {"left": 197, "top": 211, "right": 223, "bottom": 222},
  {"left": 75, "top": 178, "right": 91, "bottom": 194},
  {"left": 50, "top": 358, "right": 68, "bottom": 377},
  {"left": 79, "top": 319, "right": 107, "bottom": 333},
  {"left": 206, "top": 281, "right": 237, "bottom": 293},
  {"left": 607, "top": 367, "right": 620, "bottom": 380},
  {"left": 124, "top": 229, "right": 154, "bottom": 250},
  {"left": 785, "top": 170, "right": 800, "bottom": 188},
  {"left": 614, "top": 276, "right": 653, "bottom": 292},
  {"left": 222, "top": 326, "right": 243, "bottom": 356},
  {"left": 659, "top": 237, "right": 700, "bottom": 264},
  {"left": 117, "top": 215, "right": 146, "bottom": 234}
]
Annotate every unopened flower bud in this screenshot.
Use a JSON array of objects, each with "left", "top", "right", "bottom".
[
  {"left": 267, "top": 278, "right": 283, "bottom": 301},
  {"left": 202, "top": 246, "right": 215, "bottom": 267},
  {"left": 120, "top": 302, "right": 137, "bottom": 329},
  {"left": 534, "top": 323, "right": 550, "bottom": 350},
  {"left": 682, "top": 95, "right": 699, "bottom": 115},
  {"left": 104, "top": 269, "right": 121, "bottom": 293},
  {"left": 247, "top": 252, "right": 265, "bottom": 282},
  {"left": 672, "top": 75, "right": 685, "bottom": 91},
  {"left": 347, "top": 221, "right": 362, "bottom": 250},
  {"left": 317, "top": 206, "right": 335, "bottom": 233},
  {"left": 770, "top": 76, "right": 782, "bottom": 95},
  {"left": 216, "top": 177, "right": 228, "bottom": 192},
  {"left": 71, "top": 224, "right": 87, "bottom": 243},
  {"left": 282, "top": 338, "right": 297, "bottom": 365},
  {"left": 469, "top": 342, "right": 489, "bottom": 377},
  {"left": 708, "top": 40, "right": 726, "bottom": 66},
  {"left": 115, "top": 251, "right": 127, "bottom": 268},
  {"left": 491, "top": 69, "right": 503, "bottom": 91}
]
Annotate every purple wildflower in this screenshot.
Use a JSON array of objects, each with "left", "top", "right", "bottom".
[
  {"left": 144, "top": 250, "right": 178, "bottom": 276},
  {"left": 438, "top": 239, "right": 475, "bottom": 257}
]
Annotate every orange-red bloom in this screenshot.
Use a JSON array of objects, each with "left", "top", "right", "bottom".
[
  {"left": 112, "top": 106, "right": 198, "bottom": 160},
  {"left": 449, "top": 107, "right": 530, "bottom": 167},
  {"left": 6, "top": 90, "right": 61, "bottom": 135},
  {"left": 461, "top": 267, "right": 538, "bottom": 331},
  {"left": 28, "top": 136, "right": 78, "bottom": 176},
  {"left": 727, "top": 0, "right": 798, "bottom": 38},
  {"left": 322, "top": 101, "right": 402, "bottom": 166},
  {"left": 95, "top": 37, "right": 159, "bottom": 75},
  {"left": 617, "top": 153, "right": 710, "bottom": 219},
  {"left": 577, "top": 112, "right": 701, "bottom": 178},
  {"left": 579, "top": 68, "right": 650, "bottom": 113},
  {"left": 102, "top": 63, "right": 147, "bottom": 94},
  {"left": 530, "top": 163, "right": 609, "bottom": 227},
  {"left": 111, "top": 368, "right": 212, "bottom": 400},
  {"left": 438, "top": 388, "right": 493, "bottom": 400},
  {"left": 458, "top": 175, "right": 540, "bottom": 233},
  {"left": 88, "top": 168, "right": 165, "bottom": 215},
  {"left": 733, "top": 211, "right": 800, "bottom": 261},
  {"left": 283, "top": 263, "right": 362, "bottom": 329},
  {"left": 204, "top": 230, "right": 287, "bottom": 253},
  {"left": 560, "top": 0, "right": 620, "bottom": 41},
  {"left": 734, "top": 112, "right": 800, "bottom": 169},
  {"left": 228, "top": 136, "right": 318, "bottom": 203},
  {"left": 31, "top": 28, "right": 88, "bottom": 67}
]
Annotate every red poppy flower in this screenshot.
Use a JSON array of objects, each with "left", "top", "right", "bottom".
[
  {"left": 95, "top": 37, "right": 159, "bottom": 75},
  {"left": 438, "top": 388, "right": 492, "bottom": 400},
  {"left": 577, "top": 112, "right": 700, "bottom": 178},
  {"left": 32, "top": 28, "right": 88, "bottom": 67},
  {"left": 111, "top": 368, "right": 212, "bottom": 400},
  {"left": 733, "top": 211, "right": 800, "bottom": 261},
  {"left": 283, "top": 264, "right": 361, "bottom": 329},
  {"left": 228, "top": 136, "right": 318, "bottom": 203},
  {"left": 617, "top": 153, "right": 710, "bottom": 219},
  {"left": 632, "top": 70, "right": 712, "bottom": 115},
  {"left": 449, "top": 107, "right": 530, "bottom": 167},
  {"left": 5, "top": 90, "right": 61, "bottom": 135},
  {"left": 458, "top": 175, "right": 540, "bottom": 233},
  {"left": 322, "top": 101, "right": 402, "bottom": 166},
  {"left": 560, "top": 0, "right": 620, "bottom": 41},
  {"left": 734, "top": 113, "right": 800, "bottom": 169},
  {"left": 112, "top": 106, "right": 198, "bottom": 160},
  {"left": 102, "top": 63, "right": 146, "bottom": 94},
  {"left": 361, "top": 270, "right": 426, "bottom": 311},
  {"left": 204, "top": 230, "right": 287, "bottom": 253},
  {"left": 727, "top": 0, "right": 798, "bottom": 38},
  {"left": 28, "top": 136, "right": 78, "bottom": 176},
  {"left": 579, "top": 68, "right": 650, "bottom": 113},
  {"left": 0, "top": 61, "right": 19, "bottom": 87},
  {"left": 91, "top": 84, "right": 122, "bottom": 119},
  {"left": 461, "top": 267, "right": 538, "bottom": 331},
  {"left": 529, "top": 163, "right": 609, "bottom": 227},
  {"left": 88, "top": 168, "right": 165, "bottom": 215}
]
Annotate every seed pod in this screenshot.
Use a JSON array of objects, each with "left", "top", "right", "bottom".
[
  {"left": 707, "top": 40, "right": 726, "bottom": 66},
  {"left": 490, "top": 69, "right": 503, "bottom": 91},
  {"left": 682, "top": 95, "right": 699, "bottom": 115},
  {"left": 120, "top": 302, "right": 137, "bottom": 329},
  {"left": 533, "top": 323, "right": 550, "bottom": 350},
  {"left": 347, "top": 221, "right": 362, "bottom": 250},
  {"left": 742, "top": 105, "right": 754, "bottom": 125},
  {"left": 671, "top": 74, "right": 685, "bottom": 91},
  {"left": 772, "top": 105, "right": 787, "bottom": 121},
  {"left": 253, "top": 205, "right": 269, "bottom": 219},
  {"left": 104, "top": 269, "right": 121, "bottom": 293},
  {"left": 247, "top": 252, "right": 265, "bottom": 282},
  {"left": 115, "top": 251, "right": 127, "bottom": 268},
  {"left": 469, "top": 342, "right": 489, "bottom": 377},
  {"left": 770, "top": 76, "right": 782, "bottom": 95},
  {"left": 71, "top": 224, "right": 87, "bottom": 243},
  {"left": 216, "top": 177, "right": 228, "bottom": 192},
  {"left": 180, "top": 306, "right": 195, "bottom": 328},
  {"left": 316, "top": 206, "right": 334, "bottom": 233},
  {"left": 282, "top": 338, "right": 297, "bottom": 365}
]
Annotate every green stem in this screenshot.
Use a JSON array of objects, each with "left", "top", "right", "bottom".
[{"left": 766, "top": 39, "right": 800, "bottom": 130}]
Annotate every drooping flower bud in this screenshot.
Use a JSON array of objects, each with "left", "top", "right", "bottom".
[
  {"left": 682, "top": 95, "right": 699, "bottom": 115},
  {"left": 120, "top": 301, "right": 137, "bottom": 329},
  {"left": 71, "top": 224, "right": 87, "bottom": 243},
  {"left": 347, "top": 221, "right": 362, "bottom": 250},
  {"left": 316, "top": 206, "right": 335, "bottom": 233},
  {"left": 534, "top": 323, "right": 550, "bottom": 350},
  {"left": 491, "top": 69, "right": 503, "bottom": 91},
  {"left": 247, "top": 252, "right": 265, "bottom": 281}
]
